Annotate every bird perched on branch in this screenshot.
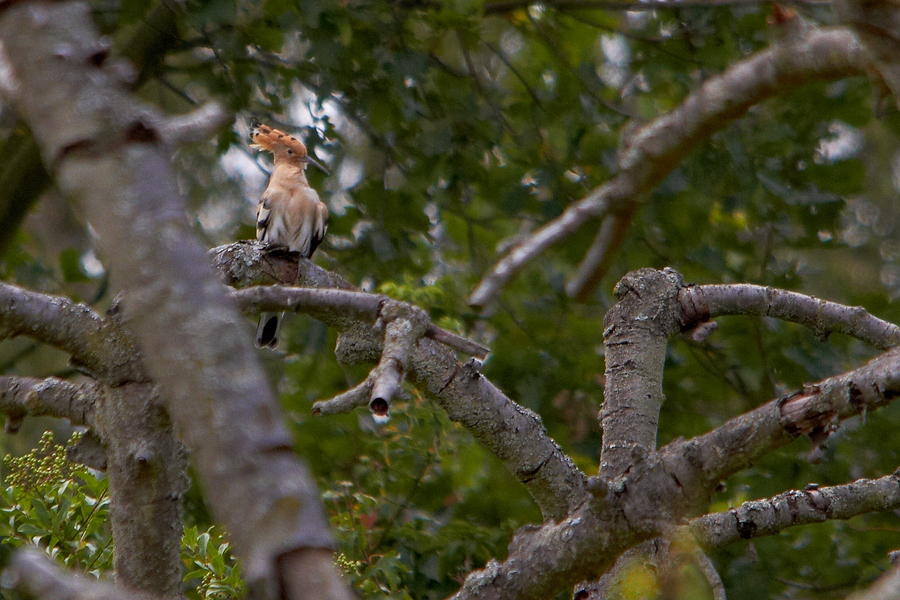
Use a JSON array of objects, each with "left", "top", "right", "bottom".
[{"left": 249, "top": 119, "right": 329, "bottom": 348}]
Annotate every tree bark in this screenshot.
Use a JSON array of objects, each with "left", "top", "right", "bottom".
[{"left": 0, "top": 3, "right": 348, "bottom": 598}]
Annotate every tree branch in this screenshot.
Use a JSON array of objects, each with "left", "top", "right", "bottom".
[
  {"left": 694, "top": 549, "right": 727, "bottom": 600},
  {"left": 0, "top": 0, "right": 182, "bottom": 260},
  {"left": 369, "top": 302, "right": 430, "bottom": 416},
  {"left": 600, "top": 268, "right": 684, "bottom": 477},
  {"left": 313, "top": 377, "right": 374, "bottom": 416},
  {"left": 659, "top": 346, "right": 900, "bottom": 497},
  {"left": 0, "top": 4, "right": 349, "bottom": 598},
  {"left": 679, "top": 284, "right": 900, "bottom": 349},
  {"left": 230, "top": 285, "right": 383, "bottom": 322},
  {"left": 468, "top": 28, "right": 867, "bottom": 309},
  {"left": 566, "top": 209, "right": 636, "bottom": 301},
  {"left": 230, "top": 285, "right": 489, "bottom": 358},
  {"left": 690, "top": 472, "right": 900, "bottom": 549},
  {"left": 450, "top": 273, "right": 900, "bottom": 599},
  {"left": 0, "top": 283, "right": 146, "bottom": 385},
  {"left": 157, "top": 102, "right": 230, "bottom": 146},
  {"left": 0, "top": 376, "right": 99, "bottom": 429},
  {"left": 213, "top": 241, "right": 586, "bottom": 521}
]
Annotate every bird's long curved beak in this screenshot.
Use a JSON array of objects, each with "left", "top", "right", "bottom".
[{"left": 304, "top": 155, "right": 329, "bottom": 175}]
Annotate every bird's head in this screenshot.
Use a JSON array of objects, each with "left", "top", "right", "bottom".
[{"left": 249, "top": 120, "right": 328, "bottom": 173}]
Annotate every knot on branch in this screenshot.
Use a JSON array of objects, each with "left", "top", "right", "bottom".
[
  {"left": 586, "top": 476, "right": 609, "bottom": 500},
  {"left": 676, "top": 285, "right": 713, "bottom": 334}
]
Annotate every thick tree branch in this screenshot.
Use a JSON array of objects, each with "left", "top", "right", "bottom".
[
  {"left": 680, "top": 284, "right": 900, "bottom": 349},
  {"left": 0, "top": 376, "right": 98, "bottom": 428},
  {"left": 690, "top": 472, "right": 900, "bottom": 548},
  {"left": 0, "top": 283, "right": 149, "bottom": 385},
  {"left": 0, "top": 1, "right": 181, "bottom": 260},
  {"left": 468, "top": 28, "right": 866, "bottom": 309},
  {"left": 98, "top": 382, "right": 186, "bottom": 596},
  {"left": 231, "top": 285, "right": 383, "bottom": 322},
  {"left": 450, "top": 265, "right": 900, "bottom": 599},
  {"left": 230, "top": 285, "right": 489, "bottom": 358},
  {"left": 600, "top": 268, "right": 684, "bottom": 477},
  {"left": 0, "top": 287, "right": 181, "bottom": 591},
  {"left": 213, "top": 241, "right": 586, "bottom": 521},
  {"left": 0, "top": 288, "right": 183, "bottom": 593},
  {"left": 0, "top": 5, "right": 348, "bottom": 599},
  {"left": 658, "top": 346, "right": 900, "bottom": 500},
  {"left": 369, "top": 302, "right": 429, "bottom": 416},
  {"left": 448, "top": 343, "right": 900, "bottom": 600}
]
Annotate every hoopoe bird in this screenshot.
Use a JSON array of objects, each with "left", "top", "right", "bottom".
[{"left": 250, "top": 120, "right": 329, "bottom": 348}]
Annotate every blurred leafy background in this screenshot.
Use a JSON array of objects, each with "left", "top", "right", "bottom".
[{"left": 1, "top": 0, "right": 899, "bottom": 598}]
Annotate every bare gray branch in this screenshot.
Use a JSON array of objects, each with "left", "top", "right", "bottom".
[{"left": 469, "top": 29, "right": 866, "bottom": 309}]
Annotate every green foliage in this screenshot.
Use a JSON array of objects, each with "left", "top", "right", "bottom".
[
  {"left": 303, "top": 392, "right": 538, "bottom": 599},
  {"left": 182, "top": 526, "right": 245, "bottom": 600},
  {"left": 0, "top": 419, "right": 533, "bottom": 599},
  {"left": 2, "top": 0, "right": 899, "bottom": 597},
  {"left": 0, "top": 433, "right": 244, "bottom": 600},
  {"left": 0, "top": 432, "right": 113, "bottom": 578}
]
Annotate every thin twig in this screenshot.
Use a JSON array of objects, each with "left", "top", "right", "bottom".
[
  {"left": 565, "top": 208, "right": 636, "bottom": 300},
  {"left": 425, "top": 324, "right": 489, "bottom": 359},
  {"left": 694, "top": 549, "right": 727, "bottom": 600}
]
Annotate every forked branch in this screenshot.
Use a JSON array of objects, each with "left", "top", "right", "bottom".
[
  {"left": 229, "top": 285, "right": 489, "bottom": 359},
  {"left": 468, "top": 29, "right": 866, "bottom": 309}
]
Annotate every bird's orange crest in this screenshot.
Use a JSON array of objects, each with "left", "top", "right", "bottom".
[{"left": 249, "top": 120, "right": 309, "bottom": 159}]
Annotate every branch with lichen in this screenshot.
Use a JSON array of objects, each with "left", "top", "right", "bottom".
[
  {"left": 233, "top": 286, "right": 480, "bottom": 417},
  {"left": 444, "top": 345, "right": 900, "bottom": 600}
]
